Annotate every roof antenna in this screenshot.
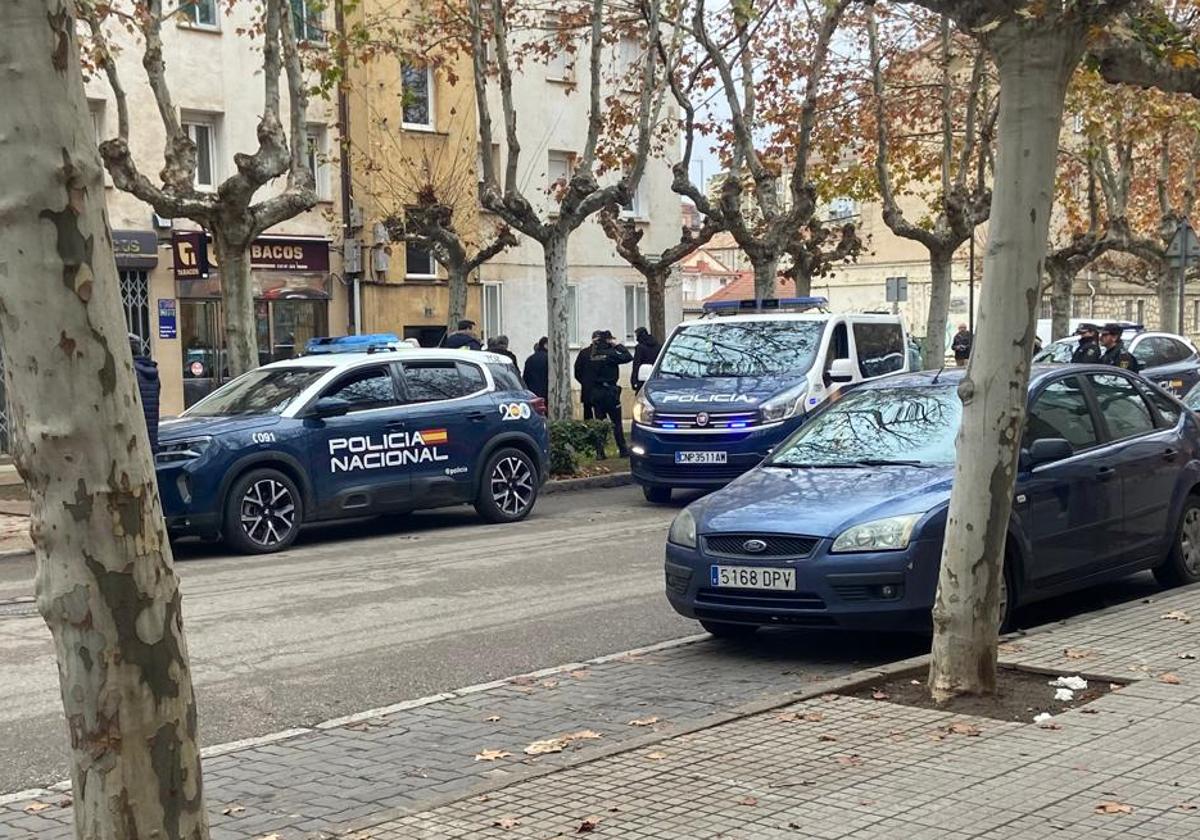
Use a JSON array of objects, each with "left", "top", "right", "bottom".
[{"left": 931, "top": 366, "right": 946, "bottom": 384}]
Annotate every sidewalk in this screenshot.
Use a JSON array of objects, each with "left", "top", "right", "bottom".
[{"left": 4, "top": 587, "right": 1200, "bottom": 839}]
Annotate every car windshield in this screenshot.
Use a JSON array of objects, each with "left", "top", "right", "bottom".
[
  {"left": 1034, "top": 340, "right": 1076, "bottom": 364},
  {"left": 1185, "top": 384, "right": 1200, "bottom": 411},
  {"left": 657, "top": 320, "right": 825, "bottom": 378},
  {"left": 185, "top": 367, "right": 330, "bottom": 417},
  {"left": 768, "top": 385, "right": 961, "bottom": 467}
]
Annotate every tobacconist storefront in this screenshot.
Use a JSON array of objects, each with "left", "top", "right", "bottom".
[{"left": 172, "top": 231, "right": 333, "bottom": 408}]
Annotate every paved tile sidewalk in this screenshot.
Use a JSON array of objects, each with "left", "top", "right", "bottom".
[{"left": 355, "top": 586, "right": 1200, "bottom": 840}]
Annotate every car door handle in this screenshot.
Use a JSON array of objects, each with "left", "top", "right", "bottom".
[
  {"left": 1164, "top": 448, "right": 1179, "bottom": 462},
  {"left": 1096, "top": 466, "right": 1116, "bottom": 481},
  {"left": 466, "top": 411, "right": 488, "bottom": 421},
  {"left": 386, "top": 419, "right": 407, "bottom": 429}
]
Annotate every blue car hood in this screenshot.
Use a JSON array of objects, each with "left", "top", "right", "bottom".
[
  {"left": 692, "top": 463, "right": 954, "bottom": 538},
  {"left": 643, "top": 374, "right": 805, "bottom": 409},
  {"left": 159, "top": 414, "right": 282, "bottom": 441}
]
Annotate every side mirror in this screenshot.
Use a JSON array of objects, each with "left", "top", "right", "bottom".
[
  {"left": 828, "top": 357, "right": 855, "bottom": 384},
  {"left": 311, "top": 397, "right": 350, "bottom": 419},
  {"left": 638, "top": 363, "right": 655, "bottom": 383},
  {"left": 1026, "top": 437, "right": 1073, "bottom": 468}
]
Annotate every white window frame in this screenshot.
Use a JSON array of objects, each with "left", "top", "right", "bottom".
[
  {"left": 547, "top": 150, "right": 574, "bottom": 211},
  {"left": 305, "top": 125, "right": 330, "bottom": 200},
  {"left": 401, "top": 64, "right": 436, "bottom": 131},
  {"left": 545, "top": 16, "right": 573, "bottom": 83},
  {"left": 404, "top": 240, "right": 437, "bottom": 279},
  {"left": 291, "top": 0, "right": 326, "bottom": 42},
  {"left": 625, "top": 283, "right": 648, "bottom": 343},
  {"left": 182, "top": 116, "right": 219, "bottom": 190},
  {"left": 179, "top": 0, "right": 219, "bottom": 29},
  {"left": 567, "top": 284, "right": 580, "bottom": 347},
  {"left": 620, "top": 177, "right": 648, "bottom": 220},
  {"left": 483, "top": 283, "right": 504, "bottom": 340}
]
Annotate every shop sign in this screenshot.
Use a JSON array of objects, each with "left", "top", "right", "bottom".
[
  {"left": 112, "top": 230, "right": 159, "bottom": 269},
  {"left": 158, "top": 299, "right": 177, "bottom": 339},
  {"left": 172, "top": 232, "right": 329, "bottom": 277}
]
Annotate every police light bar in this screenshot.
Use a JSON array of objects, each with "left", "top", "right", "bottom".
[
  {"left": 305, "top": 333, "right": 402, "bottom": 355},
  {"left": 702, "top": 297, "right": 829, "bottom": 315}
]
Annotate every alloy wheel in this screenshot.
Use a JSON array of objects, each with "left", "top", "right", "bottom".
[
  {"left": 240, "top": 479, "right": 296, "bottom": 548},
  {"left": 1181, "top": 507, "right": 1200, "bottom": 576},
  {"left": 997, "top": 570, "right": 1009, "bottom": 632},
  {"left": 491, "top": 456, "right": 534, "bottom": 517}
]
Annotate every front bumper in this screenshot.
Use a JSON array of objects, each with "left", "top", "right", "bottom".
[
  {"left": 156, "top": 458, "right": 224, "bottom": 539},
  {"left": 631, "top": 420, "right": 799, "bottom": 489},
  {"left": 663, "top": 537, "right": 942, "bottom": 631}
]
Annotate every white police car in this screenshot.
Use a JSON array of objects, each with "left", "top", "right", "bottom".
[{"left": 156, "top": 335, "right": 549, "bottom": 554}]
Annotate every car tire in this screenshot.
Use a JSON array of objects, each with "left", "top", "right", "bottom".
[
  {"left": 475, "top": 447, "right": 539, "bottom": 524},
  {"left": 642, "top": 485, "right": 672, "bottom": 504},
  {"left": 998, "top": 557, "right": 1017, "bottom": 634},
  {"left": 700, "top": 619, "right": 759, "bottom": 640},
  {"left": 1155, "top": 497, "right": 1200, "bottom": 588},
  {"left": 222, "top": 468, "right": 303, "bottom": 555}
]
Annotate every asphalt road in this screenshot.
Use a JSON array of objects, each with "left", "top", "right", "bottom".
[{"left": 0, "top": 483, "right": 1166, "bottom": 793}]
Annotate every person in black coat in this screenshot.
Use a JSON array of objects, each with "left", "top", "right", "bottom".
[
  {"left": 1098, "top": 323, "right": 1141, "bottom": 371},
  {"left": 129, "top": 335, "right": 161, "bottom": 453},
  {"left": 443, "top": 319, "right": 482, "bottom": 351},
  {"left": 486, "top": 334, "right": 520, "bottom": 368},
  {"left": 630, "top": 327, "right": 662, "bottom": 392},
  {"left": 586, "top": 330, "right": 633, "bottom": 457},
  {"left": 1071, "top": 323, "right": 1103, "bottom": 364},
  {"left": 951, "top": 324, "right": 972, "bottom": 367},
  {"left": 523, "top": 337, "right": 549, "bottom": 400},
  {"left": 574, "top": 330, "right": 603, "bottom": 420}
]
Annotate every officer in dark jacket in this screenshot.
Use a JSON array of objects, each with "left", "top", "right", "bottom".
[
  {"left": 443, "top": 320, "right": 482, "bottom": 351},
  {"left": 523, "top": 337, "right": 549, "bottom": 400},
  {"left": 951, "top": 324, "right": 972, "bottom": 366},
  {"left": 129, "top": 335, "right": 161, "bottom": 453},
  {"left": 630, "top": 327, "right": 662, "bottom": 392},
  {"left": 587, "top": 330, "right": 633, "bottom": 457},
  {"left": 574, "top": 330, "right": 603, "bottom": 420},
  {"left": 1071, "top": 323, "right": 1103, "bottom": 364},
  {"left": 1098, "top": 323, "right": 1141, "bottom": 371},
  {"left": 487, "top": 334, "right": 519, "bottom": 367}
]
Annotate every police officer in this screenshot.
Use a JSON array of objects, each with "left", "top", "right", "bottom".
[
  {"left": 1071, "top": 323, "right": 1102, "bottom": 364},
  {"left": 1098, "top": 323, "right": 1141, "bottom": 371}
]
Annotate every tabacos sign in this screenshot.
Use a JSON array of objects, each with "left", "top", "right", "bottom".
[
  {"left": 328, "top": 428, "right": 449, "bottom": 473},
  {"left": 172, "top": 231, "right": 330, "bottom": 277}
]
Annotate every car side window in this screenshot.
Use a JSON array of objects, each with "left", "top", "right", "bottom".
[
  {"left": 1163, "top": 339, "right": 1194, "bottom": 364},
  {"left": 487, "top": 362, "right": 524, "bottom": 392},
  {"left": 1025, "top": 377, "right": 1099, "bottom": 450},
  {"left": 321, "top": 366, "right": 396, "bottom": 412},
  {"left": 402, "top": 362, "right": 478, "bottom": 403},
  {"left": 1088, "top": 373, "right": 1156, "bottom": 440},
  {"left": 852, "top": 322, "right": 905, "bottom": 379},
  {"left": 1138, "top": 383, "right": 1182, "bottom": 427},
  {"left": 1131, "top": 337, "right": 1183, "bottom": 367},
  {"left": 458, "top": 362, "right": 487, "bottom": 393},
  {"left": 823, "top": 322, "right": 849, "bottom": 386}
]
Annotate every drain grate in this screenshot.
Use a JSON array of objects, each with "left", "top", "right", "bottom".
[{"left": 0, "top": 598, "right": 39, "bottom": 618}]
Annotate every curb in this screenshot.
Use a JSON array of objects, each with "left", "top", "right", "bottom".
[
  {"left": 542, "top": 472, "right": 634, "bottom": 494},
  {"left": 0, "top": 549, "right": 32, "bottom": 562}
]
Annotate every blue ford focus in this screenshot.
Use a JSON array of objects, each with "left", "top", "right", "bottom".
[{"left": 664, "top": 365, "right": 1200, "bottom": 637}]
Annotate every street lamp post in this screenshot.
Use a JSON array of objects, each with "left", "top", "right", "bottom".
[{"left": 1168, "top": 218, "right": 1199, "bottom": 335}]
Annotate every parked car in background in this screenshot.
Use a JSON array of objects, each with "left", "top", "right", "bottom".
[
  {"left": 664, "top": 366, "right": 1200, "bottom": 638},
  {"left": 1034, "top": 330, "right": 1200, "bottom": 396}
]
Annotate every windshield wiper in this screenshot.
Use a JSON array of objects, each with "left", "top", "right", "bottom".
[{"left": 850, "top": 458, "right": 928, "bottom": 467}]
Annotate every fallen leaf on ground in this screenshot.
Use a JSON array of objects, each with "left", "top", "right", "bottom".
[
  {"left": 485, "top": 715, "right": 501, "bottom": 722},
  {"left": 493, "top": 816, "right": 520, "bottom": 829},
  {"left": 739, "top": 796, "right": 758, "bottom": 806},
  {"left": 776, "top": 711, "right": 800, "bottom": 722},
  {"left": 540, "top": 679, "right": 559, "bottom": 689},
  {"left": 836, "top": 755, "right": 864, "bottom": 766},
  {"left": 803, "top": 711, "right": 825, "bottom": 722},
  {"left": 628, "top": 716, "right": 659, "bottom": 727},
  {"left": 23, "top": 803, "right": 51, "bottom": 813},
  {"left": 57, "top": 798, "right": 72, "bottom": 808},
  {"left": 818, "top": 734, "right": 838, "bottom": 742},
  {"left": 523, "top": 730, "right": 602, "bottom": 755},
  {"left": 221, "top": 806, "right": 246, "bottom": 816},
  {"left": 945, "top": 722, "right": 982, "bottom": 737},
  {"left": 577, "top": 816, "right": 602, "bottom": 833},
  {"left": 646, "top": 751, "right": 667, "bottom": 761},
  {"left": 909, "top": 679, "right": 921, "bottom": 685},
  {"left": 509, "top": 675, "right": 537, "bottom": 686},
  {"left": 1161, "top": 610, "right": 1192, "bottom": 624},
  {"left": 1179, "top": 653, "right": 1197, "bottom": 660},
  {"left": 871, "top": 690, "right": 890, "bottom": 701},
  {"left": 998, "top": 642, "right": 1025, "bottom": 653},
  {"left": 1063, "top": 648, "right": 1093, "bottom": 660},
  {"left": 569, "top": 669, "right": 591, "bottom": 679},
  {"left": 1095, "top": 801, "right": 1134, "bottom": 815},
  {"left": 1178, "top": 803, "right": 1198, "bottom": 811},
  {"left": 1161, "top": 673, "right": 1183, "bottom": 685},
  {"left": 255, "top": 835, "right": 283, "bottom": 840},
  {"left": 1080, "top": 708, "right": 1100, "bottom": 715},
  {"left": 475, "top": 749, "right": 512, "bottom": 762},
  {"left": 1039, "top": 722, "right": 1063, "bottom": 731}
]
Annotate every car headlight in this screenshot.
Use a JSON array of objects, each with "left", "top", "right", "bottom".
[
  {"left": 668, "top": 509, "right": 697, "bottom": 548},
  {"left": 633, "top": 394, "right": 655, "bottom": 424},
  {"left": 831, "top": 513, "right": 922, "bottom": 553},
  {"left": 760, "top": 386, "right": 808, "bottom": 423},
  {"left": 156, "top": 436, "right": 214, "bottom": 464}
]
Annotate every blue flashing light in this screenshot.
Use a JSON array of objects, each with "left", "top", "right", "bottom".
[
  {"left": 305, "top": 333, "right": 402, "bottom": 355},
  {"left": 729, "top": 422, "right": 749, "bottom": 429},
  {"left": 662, "top": 423, "right": 677, "bottom": 429},
  {"left": 702, "top": 296, "right": 829, "bottom": 314}
]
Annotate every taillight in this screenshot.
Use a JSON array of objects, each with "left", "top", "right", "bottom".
[{"left": 531, "top": 397, "right": 547, "bottom": 416}]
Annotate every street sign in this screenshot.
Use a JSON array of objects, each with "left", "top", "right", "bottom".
[
  {"left": 1166, "top": 220, "right": 1200, "bottom": 265},
  {"left": 885, "top": 276, "right": 908, "bottom": 303}
]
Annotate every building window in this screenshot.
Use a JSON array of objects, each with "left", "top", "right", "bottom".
[
  {"left": 182, "top": 118, "right": 218, "bottom": 189},
  {"left": 291, "top": 0, "right": 325, "bottom": 42},
  {"left": 483, "top": 283, "right": 503, "bottom": 340},
  {"left": 567, "top": 284, "right": 580, "bottom": 346},
  {"left": 88, "top": 100, "right": 105, "bottom": 143},
  {"left": 119, "top": 271, "right": 151, "bottom": 355},
  {"left": 1039, "top": 299, "right": 1052, "bottom": 320},
  {"left": 546, "top": 16, "right": 573, "bottom": 81},
  {"left": 401, "top": 64, "right": 435, "bottom": 130},
  {"left": 827, "top": 196, "right": 858, "bottom": 220},
  {"left": 1137, "top": 299, "right": 1145, "bottom": 325},
  {"left": 180, "top": 0, "right": 218, "bottom": 27},
  {"left": 1071, "top": 295, "right": 1083, "bottom": 319},
  {"left": 548, "top": 150, "right": 574, "bottom": 204},
  {"left": 1124, "top": 300, "right": 1133, "bottom": 321},
  {"left": 306, "top": 126, "right": 329, "bottom": 199},
  {"left": 620, "top": 177, "right": 647, "bottom": 220},
  {"left": 405, "top": 240, "right": 436, "bottom": 278},
  {"left": 625, "top": 284, "right": 648, "bottom": 343}
]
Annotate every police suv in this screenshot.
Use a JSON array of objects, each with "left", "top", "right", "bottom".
[
  {"left": 156, "top": 335, "right": 549, "bottom": 554},
  {"left": 631, "top": 298, "right": 909, "bottom": 502}
]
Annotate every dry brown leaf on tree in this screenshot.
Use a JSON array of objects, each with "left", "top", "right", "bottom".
[
  {"left": 577, "top": 816, "right": 602, "bottom": 833},
  {"left": 493, "top": 816, "right": 520, "bottom": 829},
  {"left": 628, "top": 716, "right": 659, "bottom": 727},
  {"left": 475, "top": 749, "right": 512, "bottom": 762},
  {"left": 1161, "top": 610, "right": 1192, "bottom": 624},
  {"left": 1095, "top": 801, "right": 1134, "bottom": 815}
]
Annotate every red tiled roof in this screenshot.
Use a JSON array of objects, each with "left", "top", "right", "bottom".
[{"left": 703, "top": 271, "right": 792, "bottom": 303}]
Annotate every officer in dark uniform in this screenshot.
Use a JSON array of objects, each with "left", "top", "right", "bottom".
[
  {"left": 1098, "top": 323, "right": 1141, "bottom": 371},
  {"left": 1071, "top": 323, "right": 1102, "bottom": 364}
]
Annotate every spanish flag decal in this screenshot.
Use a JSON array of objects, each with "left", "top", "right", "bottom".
[{"left": 421, "top": 428, "right": 449, "bottom": 445}]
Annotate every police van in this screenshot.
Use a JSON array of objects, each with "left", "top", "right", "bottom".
[
  {"left": 631, "top": 298, "right": 909, "bottom": 502},
  {"left": 155, "top": 335, "right": 549, "bottom": 554}
]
